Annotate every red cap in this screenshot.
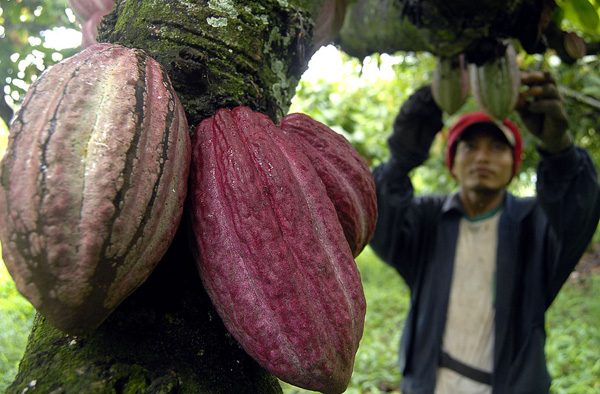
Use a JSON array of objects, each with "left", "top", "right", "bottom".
[{"left": 446, "top": 112, "right": 523, "bottom": 177}]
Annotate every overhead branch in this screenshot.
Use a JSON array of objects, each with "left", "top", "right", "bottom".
[
  {"left": 336, "top": 0, "right": 540, "bottom": 59},
  {"left": 559, "top": 86, "right": 600, "bottom": 112}
]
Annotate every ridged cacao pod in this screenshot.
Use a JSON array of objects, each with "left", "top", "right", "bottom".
[
  {"left": 432, "top": 54, "right": 470, "bottom": 115},
  {"left": 0, "top": 43, "right": 191, "bottom": 335},
  {"left": 189, "top": 107, "right": 366, "bottom": 394},
  {"left": 470, "top": 41, "right": 520, "bottom": 121},
  {"left": 564, "top": 32, "right": 586, "bottom": 60},
  {"left": 67, "top": 0, "right": 114, "bottom": 22},
  {"left": 279, "top": 113, "right": 377, "bottom": 257}
]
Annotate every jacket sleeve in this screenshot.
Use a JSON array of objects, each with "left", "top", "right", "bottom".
[
  {"left": 536, "top": 144, "right": 600, "bottom": 304},
  {"left": 369, "top": 86, "right": 444, "bottom": 287}
]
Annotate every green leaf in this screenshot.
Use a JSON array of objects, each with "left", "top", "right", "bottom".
[{"left": 570, "top": 0, "right": 600, "bottom": 32}]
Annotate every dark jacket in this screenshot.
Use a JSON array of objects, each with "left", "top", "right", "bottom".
[{"left": 370, "top": 92, "right": 600, "bottom": 393}]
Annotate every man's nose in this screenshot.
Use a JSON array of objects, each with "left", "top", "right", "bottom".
[{"left": 473, "top": 146, "right": 491, "bottom": 161}]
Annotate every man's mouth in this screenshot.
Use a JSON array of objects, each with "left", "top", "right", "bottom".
[{"left": 472, "top": 167, "right": 494, "bottom": 176}]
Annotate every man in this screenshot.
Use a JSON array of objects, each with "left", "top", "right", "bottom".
[{"left": 369, "top": 71, "right": 600, "bottom": 393}]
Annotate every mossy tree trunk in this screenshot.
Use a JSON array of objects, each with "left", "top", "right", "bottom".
[{"left": 7, "top": 0, "right": 327, "bottom": 392}]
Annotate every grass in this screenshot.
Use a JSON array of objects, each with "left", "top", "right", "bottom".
[
  {"left": 0, "top": 245, "right": 34, "bottom": 393},
  {"left": 1, "top": 246, "right": 599, "bottom": 393}
]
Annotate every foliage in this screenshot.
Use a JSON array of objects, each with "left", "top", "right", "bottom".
[
  {"left": 0, "top": 0, "right": 80, "bottom": 126},
  {"left": 556, "top": 0, "right": 600, "bottom": 34}
]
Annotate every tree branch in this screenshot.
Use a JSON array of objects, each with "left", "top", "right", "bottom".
[{"left": 559, "top": 86, "right": 600, "bottom": 112}]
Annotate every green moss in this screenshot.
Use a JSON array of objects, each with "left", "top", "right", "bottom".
[{"left": 100, "top": 0, "right": 311, "bottom": 125}]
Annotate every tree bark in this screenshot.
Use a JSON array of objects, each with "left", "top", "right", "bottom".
[{"left": 7, "top": 0, "right": 325, "bottom": 392}]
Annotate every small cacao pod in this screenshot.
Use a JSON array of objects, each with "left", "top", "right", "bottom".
[
  {"left": 313, "top": 0, "right": 348, "bottom": 50},
  {"left": 189, "top": 107, "right": 366, "bottom": 394},
  {"left": 564, "top": 32, "right": 586, "bottom": 60},
  {"left": 68, "top": 0, "right": 114, "bottom": 47},
  {"left": 431, "top": 54, "right": 470, "bottom": 115},
  {"left": 67, "top": 0, "right": 114, "bottom": 23},
  {"left": 81, "top": 11, "right": 105, "bottom": 48},
  {"left": 279, "top": 113, "right": 377, "bottom": 257},
  {"left": 470, "top": 41, "right": 520, "bottom": 121},
  {"left": 0, "top": 43, "right": 191, "bottom": 335}
]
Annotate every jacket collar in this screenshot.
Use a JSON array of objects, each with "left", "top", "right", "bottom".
[
  {"left": 441, "top": 191, "right": 536, "bottom": 220},
  {"left": 441, "top": 191, "right": 464, "bottom": 215}
]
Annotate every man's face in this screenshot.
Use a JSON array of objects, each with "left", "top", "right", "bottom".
[{"left": 451, "top": 126, "right": 514, "bottom": 193}]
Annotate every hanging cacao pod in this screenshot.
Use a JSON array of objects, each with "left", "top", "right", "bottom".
[
  {"left": 470, "top": 41, "right": 520, "bottom": 121},
  {"left": 189, "top": 107, "right": 366, "bottom": 394},
  {"left": 313, "top": 0, "right": 348, "bottom": 50},
  {"left": 279, "top": 112, "right": 377, "bottom": 257},
  {"left": 68, "top": 0, "right": 114, "bottom": 48},
  {"left": 431, "top": 54, "right": 470, "bottom": 115},
  {"left": 81, "top": 11, "right": 105, "bottom": 48},
  {"left": 564, "top": 32, "right": 586, "bottom": 60},
  {"left": 0, "top": 43, "right": 191, "bottom": 335},
  {"left": 67, "top": 0, "right": 114, "bottom": 23}
]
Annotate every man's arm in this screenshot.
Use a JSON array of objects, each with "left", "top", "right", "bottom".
[
  {"left": 517, "top": 72, "right": 600, "bottom": 302},
  {"left": 370, "top": 86, "right": 444, "bottom": 284}
]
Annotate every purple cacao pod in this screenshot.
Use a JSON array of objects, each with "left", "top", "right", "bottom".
[
  {"left": 0, "top": 43, "right": 191, "bottom": 335},
  {"left": 279, "top": 113, "right": 377, "bottom": 257},
  {"left": 189, "top": 107, "right": 366, "bottom": 394}
]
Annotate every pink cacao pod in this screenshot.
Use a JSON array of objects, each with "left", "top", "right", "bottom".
[
  {"left": 0, "top": 43, "right": 191, "bottom": 335},
  {"left": 67, "top": 0, "right": 115, "bottom": 22},
  {"left": 279, "top": 113, "right": 377, "bottom": 257},
  {"left": 189, "top": 107, "right": 366, "bottom": 394}
]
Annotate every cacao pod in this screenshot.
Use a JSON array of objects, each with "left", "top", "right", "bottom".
[
  {"left": 81, "top": 11, "right": 105, "bottom": 48},
  {"left": 67, "top": 0, "right": 114, "bottom": 22},
  {"left": 470, "top": 41, "right": 520, "bottom": 121},
  {"left": 313, "top": 0, "right": 348, "bottom": 50},
  {"left": 431, "top": 54, "right": 470, "bottom": 115},
  {"left": 0, "top": 43, "right": 191, "bottom": 335},
  {"left": 189, "top": 107, "right": 366, "bottom": 394},
  {"left": 279, "top": 113, "right": 377, "bottom": 257},
  {"left": 564, "top": 32, "right": 586, "bottom": 60}
]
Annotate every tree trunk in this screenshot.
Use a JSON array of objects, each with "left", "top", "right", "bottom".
[{"left": 7, "top": 0, "right": 325, "bottom": 392}]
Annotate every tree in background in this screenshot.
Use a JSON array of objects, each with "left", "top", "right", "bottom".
[{"left": 0, "top": 0, "right": 599, "bottom": 392}]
